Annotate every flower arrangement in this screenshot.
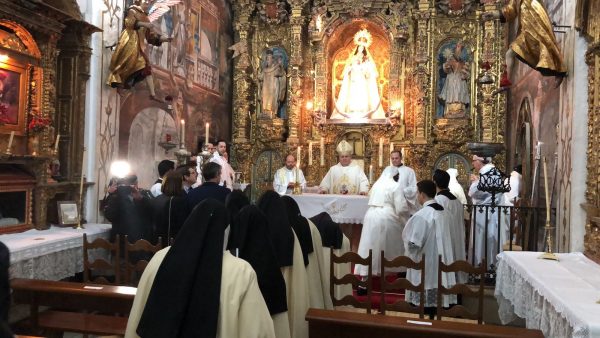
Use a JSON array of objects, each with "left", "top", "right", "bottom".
[
  {"left": 0, "top": 103, "right": 9, "bottom": 126},
  {"left": 28, "top": 110, "right": 51, "bottom": 134}
]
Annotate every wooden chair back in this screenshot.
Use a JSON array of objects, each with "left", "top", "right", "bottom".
[
  {"left": 437, "top": 256, "right": 486, "bottom": 324},
  {"left": 82, "top": 233, "right": 120, "bottom": 285},
  {"left": 123, "top": 236, "right": 163, "bottom": 286},
  {"left": 380, "top": 252, "right": 425, "bottom": 317},
  {"left": 330, "top": 248, "right": 373, "bottom": 313}
]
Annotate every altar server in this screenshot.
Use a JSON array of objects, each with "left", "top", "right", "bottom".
[
  {"left": 403, "top": 180, "right": 456, "bottom": 318},
  {"left": 447, "top": 168, "right": 468, "bottom": 205},
  {"left": 319, "top": 140, "right": 369, "bottom": 195},
  {"left": 273, "top": 154, "right": 307, "bottom": 195},
  {"left": 125, "top": 199, "right": 275, "bottom": 338},
  {"left": 433, "top": 169, "right": 467, "bottom": 283}
]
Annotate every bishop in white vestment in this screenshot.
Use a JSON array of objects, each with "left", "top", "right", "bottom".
[
  {"left": 319, "top": 140, "right": 369, "bottom": 195},
  {"left": 273, "top": 154, "right": 307, "bottom": 195},
  {"left": 403, "top": 180, "right": 456, "bottom": 314}
]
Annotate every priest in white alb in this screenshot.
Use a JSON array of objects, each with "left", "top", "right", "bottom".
[
  {"left": 402, "top": 180, "right": 456, "bottom": 319},
  {"left": 319, "top": 140, "right": 369, "bottom": 195},
  {"left": 273, "top": 154, "right": 307, "bottom": 195}
]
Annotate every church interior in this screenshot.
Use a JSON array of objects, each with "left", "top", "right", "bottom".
[{"left": 0, "top": 0, "right": 600, "bottom": 336}]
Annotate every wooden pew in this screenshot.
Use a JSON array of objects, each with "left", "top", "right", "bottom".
[
  {"left": 306, "top": 308, "right": 544, "bottom": 338},
  {"left": 11, "top": 278, "right": 136, "bottom": 336}
]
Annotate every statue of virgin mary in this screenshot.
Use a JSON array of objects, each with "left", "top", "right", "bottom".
[{"left": 330, "top": 29, "right": 386, "bottom": 121}]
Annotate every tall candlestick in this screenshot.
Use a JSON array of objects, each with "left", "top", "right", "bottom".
[
  {"left": 401, "top": 147, "right": 405, "bottom": 162},
  {"left": 180, "top": 119, "right": 186, "bottom": 148},
  {"left": 389, "top": 142, "right": 394, "bottom": 166},
  {"left": 320, "top": 137, "right": 325, "bottom": 166},
  {"left": 54, "top": 134, "right": 60, "bottom": 154},
  {"left": 369, "top": 164, "right": 373, "bottom": 185},
  {"left": 543, "top": 157, "right": 551, "bottom": 224},
  {"left": 297, "top": 146, "right": 301, "bottom": 166},
  {"left": 6, "top": 131, "right": 14, "bottom": 154},
  {"left": 308, "top": 141, "right": 313, "bottom": 166},
  {"left": 205, "top": 122, "right": 209, "bottom": 147},
  {"left": 378, "top": 137, "right": 383, "bottom": 167},
  {"left": 76, "top": 147, "right": 86, "bottom": 229}
]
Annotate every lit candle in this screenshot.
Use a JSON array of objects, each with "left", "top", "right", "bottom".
[
  {"left": 320, "top": 137, "right": 325, "bottom": 166},
  {"left": 543, "top": 157, "right": 551, "bottom": 225},
  {"left": 181, "top": 119, "right": 186, "bottom": 148},
  {"left": 54, "top": 134, "right": 60, "bottom": 153},
  {"left": 308, "top": 141, "right": 313, "bottom": 166},
  {"left": 369, "top": 164, "right": 373, "bottom": 185},
  {"left": 400, "top": 99, "right": 405, "bottom": 122},
  {"left": 6, "top": 131, "right": 14, "bottom": 153},
  {"left": 205, "top": 122, "right": 209, "bottom": 146},
  {"left": 389, "top": 142, "right": 394, "bottom": 166},
  {"left": 378, "top": 137, "right": 383, "bottom": 167},
  {"left": 297, "top": 146, "right": 301, "bottom": 167}
]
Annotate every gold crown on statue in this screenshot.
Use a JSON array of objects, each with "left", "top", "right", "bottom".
[
  {"left": 354, "top": 28, "right": 372, "bottom": 48},
  {"left": 336, "top": 140, "right": 354, "bottom": 156}
]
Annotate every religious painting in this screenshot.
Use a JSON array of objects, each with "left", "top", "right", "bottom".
[
  {"left": 329, "top": 25, "right": 389, "bottom": 124},
  {"left": 188, "top": 11, "right": 199, "bottom": 57},
  {"left": 436, "top": 39, "right": 472, "bottom": 118},
  {"left": 57, "top": 201, "right": 79, "bottom": 225},
  {"left": 258, "top": 47, "right": 288, "bottom": 119},
  {"left": 0, "top": 62, "right": 27, "bottom": 135}
]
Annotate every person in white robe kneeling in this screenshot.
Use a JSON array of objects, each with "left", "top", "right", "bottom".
[
  {"left": 125, "top": 199, "right": 275, "bottom": 338},
  {"left": 319, "top": 140, "right": 369, "bottom": 195},
  {"left": 433, "top": 169, "right": 467, "bottom": 284},
  {"left": 402, "top": 180, "right": 456, "bottom": 319}
]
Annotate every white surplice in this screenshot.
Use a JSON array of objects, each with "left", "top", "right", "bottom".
[
  {"left": 125, "top": 248, "right": 275, "bottom": 338},
  {"left": 273, "top": 167, "right": 307, "bottom": 195},
  {"left": 354, "top": 165, "right": 418, "bottom": 276},
  {"left": 305, "top": 220, "right": 333, "bottom": 310},
  {"left": 319, "top": 163, "right": 369, "bottom": 195},
  {"left": 209, "top": 152, "right": 234, "bottom": 190},
  {"left": 280, "top": 232, "right": 310, "bottom": 338},
  {"left": 468, "top": 163, "right": 507, "bottom": 267},
  {"left": 435, "top": 190, "right": 467, "bottom": 283},
  {"left": 402, "top": 200, "right": 456, "bottom": 307}
]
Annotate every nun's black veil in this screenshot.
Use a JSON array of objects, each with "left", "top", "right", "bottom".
[
  {"left": 309, "top": 212, "right": 343, "bottom": 249},
  {"left": 257, "top": 191, "right": 294, "bottom": 267},
  {"left": 228, "top": 205, "right": 287, "bottom": 315},
  {"left": 137, "top": 199, "right": 227, "bottom": 338},
  {"left": 281, "top": 195, "right": 314, "bottom": 266}
]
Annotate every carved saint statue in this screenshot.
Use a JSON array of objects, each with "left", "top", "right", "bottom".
[
  {"left": 330, "top": 28, "right": 386, "bottom": 121},
  {"left": 106, "top": 0, "right": 180, "bottom": 102},
  {"left": 438, "top": 42, "right": 470, "bottom": 118},
  {"left": 258, "top": 49, "right": 287, "bottom": 118}
]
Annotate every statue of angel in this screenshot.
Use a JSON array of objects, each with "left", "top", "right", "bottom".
[{"left": 106, "top": 0, "right": 181, "bottom": 102}]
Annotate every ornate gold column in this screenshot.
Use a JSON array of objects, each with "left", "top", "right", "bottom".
[
  {"left": 413, "top": 0, "right": 432, "bottom": 144},
  {"left": 232, "top": 2, "right": 254, "bottom": 144},
  {"left": 286, "top": 0, "right": 308, "bottom": 145}
]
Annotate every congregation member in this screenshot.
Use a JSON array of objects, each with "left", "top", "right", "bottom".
[
  {"left": 225, "top": 190, "right": 250, "bottom": 219},
  {"left": 188, "top": 162, "right": 230, "bottom": 208},
  {"left": 210, "top": 140, "right": 234, "bottom": 190},
  {"left": 125, "top": 199, "right": 275, "bottom": 338},
  {"left": 468, "top": 155, "right": 507, "bottom": 268},
  {"left": 433, "top": 169, "right": 467, "bottom": 283},
  {"left": 309, "top": 212, "right": 352, "bottom": 299},
  {"left": 227, "top": 205, "right": 291, "bottom": 338},
  {"left": 150, "top": 160, "right": 174, "bottom": 197},
  {"left": 319, "top": 140, "right": 369, "bottom": 195},
  {"left": 402, "top": 180, "right": 456, "bottom": 319},
  {"left": 258, "top": 191, "right": 309, "bottom": 338},
  {"left": 151, "top": 170, "right": 189, "bottom": 246},
  {"left": 282, "top": 196, "right": 332, "bottom": 310},
  {"left": 447, "top": 168, "right": 468, "bottom": 205},
  {"left": 273, "top": 154, "right": 307, "bottom": 195},
  {"left": 176, "top": 164, "right": 198, "bottom": 194}
]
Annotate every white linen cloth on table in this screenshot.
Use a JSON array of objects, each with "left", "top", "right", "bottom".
[
  {"left": 495, "top": 251, "right": 600, "bottom": 338},
  {"left": 290, "top": 193, "right": 369, "bottom": 224}
]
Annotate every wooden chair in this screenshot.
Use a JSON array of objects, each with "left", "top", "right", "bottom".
[
  {"left": 83, "top": 234, "right": 120, "bottom": 285},
  {"left": 123, "top": 236, "right": 163, "bottom": 286},
  {"left": 437, "top": 257, "right": 486, "bottom": 324},
  {"left": 380, "top": 252, "right": 425, "bottom": 318},
  {"left": 330, "top": 248, "right": 373, "bottom": 313}
]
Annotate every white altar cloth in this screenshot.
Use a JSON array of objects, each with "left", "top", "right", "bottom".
[
  {"left": 0, "top": 224, "right": 111, "bottom": 280},
  {"left": 291, "top": 193, "right": 369, "bottom": 224},
  {"left": 495, "top": 251, "right": 600, "bottom": 338}
]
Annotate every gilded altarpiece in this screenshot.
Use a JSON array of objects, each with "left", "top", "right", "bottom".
[{"left": 230, "top": 0, "right": 507, "bottom": 200}]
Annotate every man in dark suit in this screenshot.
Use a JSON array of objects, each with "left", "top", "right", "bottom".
[{"left": 188, "top": 162, "right": 231, "bottom": 208}]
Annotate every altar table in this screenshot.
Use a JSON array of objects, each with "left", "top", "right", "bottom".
[
  {"left": 0, "top": 224, "right": 111, "bottom": 280},
  {"left": 495, "top": 251, "right": 600, "bottom": 338},
  {"left": 292, "top": 193, "right": 369, "bottom": 252}
]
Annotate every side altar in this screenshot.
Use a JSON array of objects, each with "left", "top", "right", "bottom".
[{"left": 228, "top": 0, "right": 508, "bottom": 200}]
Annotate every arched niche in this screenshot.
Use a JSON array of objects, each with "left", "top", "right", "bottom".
[
  {"left": 515, "top": 98, "right": 533, "bottom": 202},
  {"left": 251, "top": 150, "right": 283, "bottom": 202},
  {"left": 325, "top": 20, "right": 391, "bottom": 117},
  {"left": 433, "top": 152, "right": 470, "bottom": 193}
]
